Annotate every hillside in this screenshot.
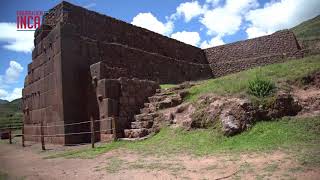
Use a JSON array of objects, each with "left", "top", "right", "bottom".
[
  {"left": 292, "top": 15, "right": 320, "bottom": 40},
  {"left": 0, "top": 99, "right": 9, "bottom": 105},
  {"left": 0, "top": 98, "right": 22, "bottom": 129}
]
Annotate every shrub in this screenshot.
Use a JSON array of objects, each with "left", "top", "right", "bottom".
[{"left": 248, "top": 76, "right": 276, "bottom": 97}]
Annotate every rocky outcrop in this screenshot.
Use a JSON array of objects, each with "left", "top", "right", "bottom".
[{"left": 168, "top": 93, "right": 302, "bottom": 136}]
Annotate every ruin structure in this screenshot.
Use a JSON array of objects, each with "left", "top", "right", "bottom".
[{"left": 22, "top": 1, "right": 303, "bottom": 144}]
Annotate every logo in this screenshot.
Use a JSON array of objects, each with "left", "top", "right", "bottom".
[{"left": 16, "top": 10, "right": 46, "bottom": 31}]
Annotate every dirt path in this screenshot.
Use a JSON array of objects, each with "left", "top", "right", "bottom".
[{"left": 0, "top": 141, "right": 319, "bottom": 180}]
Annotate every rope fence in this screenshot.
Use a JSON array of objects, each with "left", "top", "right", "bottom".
[{"left": 0, "top": 116, "right": 117, "bottom": 150}]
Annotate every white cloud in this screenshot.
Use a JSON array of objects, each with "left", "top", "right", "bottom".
[
  {"left": 0, "top": 89, "right": 9, "bottom": 98},
  {"left": 245, "top": 0, "right": 320, "bottom": 38},
  {"left": 171, "top": 1, "right": 205, "bottom": 22},
  {"left": 131, "top": 12, "right": 173, "bottom": 35},
  {"left": 200, "top": 36, "right": 225, "bottom": 48},
  {"left": 200, "top": 0, "right": 258, "bottom": 36},
  {"left": 0, "top": 88, "right": 22, "bottom": 101},
  {"left": 245, "top": 26, "right": 269, "bottom": 39},
  {"left": 0, "top": 61, "right": 24, "bottom": 101},
  {"left": 171, "top": 31, "right": 201, "bottom": 46},
  {"left": 3, "top": 61, "right": 24, "bottom": 84},
  {"left": 0, "top": 22, "right": 34, "bottom": 53}
]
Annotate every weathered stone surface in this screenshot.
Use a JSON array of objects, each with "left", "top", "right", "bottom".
[
  {"left": 131, "top": 121, "right": 153, "bottom": 129},
  {"left": 204, "top": 30, "right": 302, "bottom": 77},
  {"left": 268, "top": 93, "right": 302, "bottom": 118},
  {"left": 124, "top": 128, "right": 149, "bottom": 138},
  {"left": 99, "top": 98, "right": 118, "bottom": 119},
  {"left": 97, "top": 79, "right": 120, "bottom": 99}
]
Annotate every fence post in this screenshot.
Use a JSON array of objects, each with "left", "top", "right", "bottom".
[
  {"left": 40, "top": 121, "right": 45, "bottom": 150},
  {"left": 112, "top": 116, "right": 117, "bottom": 141},
  {"left": 9, "top": 124, "right": 12, "bottom": 144},
  {"left": 91, "top": 116, "right": 95, "bottom": 148},
  {"left": 22, "top": 123, "right": 25, "bottom": 147}
]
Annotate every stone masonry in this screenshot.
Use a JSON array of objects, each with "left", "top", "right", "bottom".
[{"left": 22, "top": 1, "right": 303, "bottom": 144}]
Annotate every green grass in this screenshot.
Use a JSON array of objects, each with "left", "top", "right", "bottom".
[
  {"left": 47, "top": 116, "right": 320, "bottom": 159},
  {"left": 186, "top": 55, "right": 320, "bottom": 101},
  {"left": 292, "top": 15, "right": 320, "bottom": 41},
  {"left": 0, "top": 98, "right": 21, "bottom": 117},
  {"left": 0, "top": 171, "right": 8, "bottom": 180},
  {"left": 0, "top": 98, "right": 22, "bottom": 130},
  {"left": 104, "top": 157, "right": 125, "bottom": 173},
  {"left": 160, "top": 84, "right": 177, "bottom": 89},
  {"left": 0, "top": 113, "right": 23, "bottom": 130}
]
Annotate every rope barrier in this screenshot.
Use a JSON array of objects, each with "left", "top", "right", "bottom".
[
  {"left": 1, "top": 118, "right": 113, "bottom": 129},
  {"left": 23, "top": 128, "right": 115, "bottom": 137},
  {"left": 3, "top": 116, "right": 118, "bottom": 150}
]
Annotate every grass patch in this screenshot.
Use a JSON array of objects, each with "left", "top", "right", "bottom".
[
  {"left": 292, "top": 15, "right": 320, "bottom": 41},
  {"left": 160, "top": 84, "right": 177, "bottom": 89},
  {"left": 263, "top": 162, "right": 279, "bottom": 172},
  {"left": 186, "top": 55, "right": 320, "bottom": 101},
  {"left": 296, "top": 147, "right": 320, "bottom": 167},
  {"left": 128, "top": 160, "right": 185, "bottom": 173},
  {"left": 46, "top": 141, "right": 126, "bottom": 159},
  {"left": 0, "top": 171, "right": 8, "bottom": 180},
  {"left": 48, "top": 116, "right": 320, "bottom": 158},
  {"left": 104, "top": 157, "right": 125, "bottom": 173}
]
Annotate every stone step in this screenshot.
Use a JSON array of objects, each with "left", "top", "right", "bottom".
[
  {"left": 131, "top": 121, "right": 153, "bottom": 129},
  {"left": 140, "top": 107, "right": 155, "bottom": 114},
  {"left": 154, "top": 96, "right": 182, "bottom": 110},
  {"left": 124, "top": 128, "right": 149, "bottom": 138},
  {"left": 134, "top": 112, "right": 159, "bottom": 121},
  {"left": 148, "top": 95, "right": 167, "bottom": 103}
]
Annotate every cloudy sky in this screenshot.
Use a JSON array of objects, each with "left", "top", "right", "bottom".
[{"left": 0, "top": 0, "right": 319, "bottom": 101}]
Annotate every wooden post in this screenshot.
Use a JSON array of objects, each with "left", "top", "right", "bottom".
[
  {"left": 112, "top": 116, "right": 117, "bottom": 141},
  {"left": 40, "top": 121, "right": 45, "bottom": 150},
  {"left": 9, "top": 125, "right": 12, "bottom": 144},
  {"left": 22, "top": 123, "right": 25, "bottom": 147},
  {"left": 91, "top": 116, "right": 95, "bottom": 148}
]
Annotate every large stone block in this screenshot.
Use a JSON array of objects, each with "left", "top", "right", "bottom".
[
  {"left": 99, "top": 117, "right": 112, "bottom": 134},
  {"left": 96, "top": 79, "right": 120, "bottom": 99},
  {"left": 99, "top": 98, "right": 118, "bottom": 119}
]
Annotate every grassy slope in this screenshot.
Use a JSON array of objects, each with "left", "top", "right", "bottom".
[
  {"left": 292, "top": 15, "right": 320, "bottom": 40},
  {"left": 48, "top": 116, "right": 320, "bottom": 166},
  {"left": 186, "top": 55, "right": 320, "bottom": 101}
]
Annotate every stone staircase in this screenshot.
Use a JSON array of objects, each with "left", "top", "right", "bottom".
[{"left": 123, "top": 84, "right": 191, "bottom": 138}]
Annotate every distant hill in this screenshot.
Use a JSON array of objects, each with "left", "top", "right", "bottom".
[
  {"left": 0, "top": 98, "right": 22, "bottom": 117},
  {"left": 292, "top": 15, "right": 320, "bottom": 40},
  {"left": 0, "top": 98, "right": 22, "bottom": 129},
  {"left": 0, "top": 99, "right": 9, "bottom": 105}
]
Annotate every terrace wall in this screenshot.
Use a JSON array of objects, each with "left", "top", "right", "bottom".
[{"left": 204, "top": 30, "right": 303, "bottom": 77}]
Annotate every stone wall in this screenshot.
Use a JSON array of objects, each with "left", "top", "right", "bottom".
[
  {"left": 204, "top": 30, "right": 303, "bottom": 77},
  {"left": 23, "top": 23, "right": 65, "bottom": 144},
  {"left": 93, "top": 75, "right": 159, "bottom": 140},
  {"left": 90, "top": 45, "right": 212, "bottom": 83}
]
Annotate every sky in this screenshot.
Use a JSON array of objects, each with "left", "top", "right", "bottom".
[{"left": 0, "top": 0, "right": 319, "bottom": 101}]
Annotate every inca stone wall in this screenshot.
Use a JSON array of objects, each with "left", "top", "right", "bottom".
[
  {"left": 23, "top": 23, "right": 66, "bottom": 144},
  {"left": 91, "top": 74, "right": 159, "bottom": 141},
  {"left": 22, "top": 1, "right": 303, "bottom": 144},
  {"left": 204, "top": 30, "right": 302, "bottom": 77}
]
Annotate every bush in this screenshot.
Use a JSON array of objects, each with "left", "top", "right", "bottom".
[{"left": 248, "top": 76, "right": 276, "bottom": 97}]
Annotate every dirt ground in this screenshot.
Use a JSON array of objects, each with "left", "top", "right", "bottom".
[{"left": 0, "top": 140, "right": 319, "bottom": 180}]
